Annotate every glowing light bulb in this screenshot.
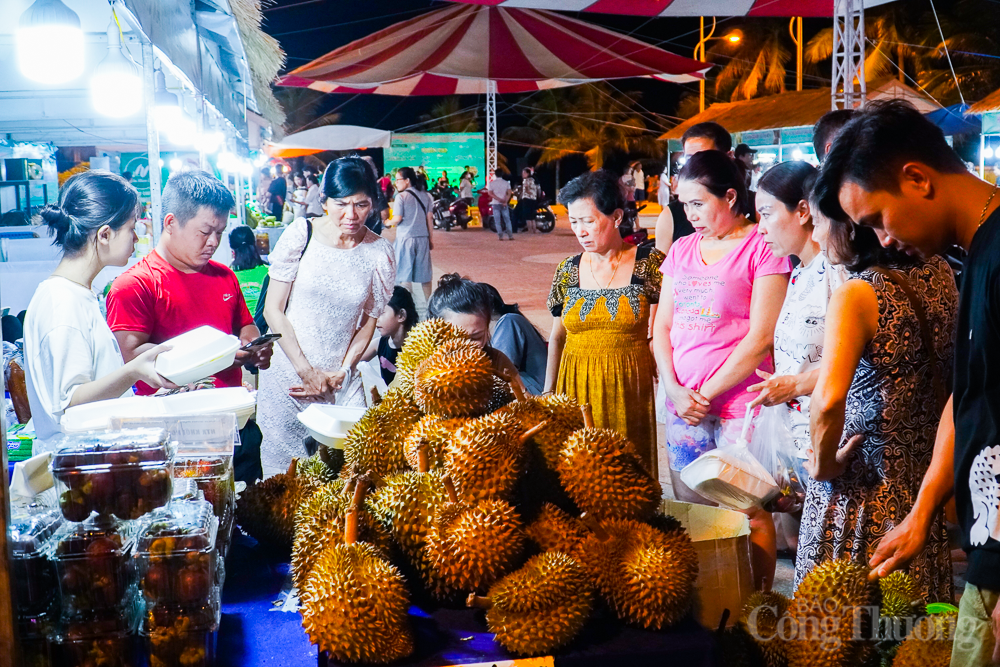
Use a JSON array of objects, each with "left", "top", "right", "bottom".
[
  {"left": 169, "top": 158, "right": 183, "bottom": 172},
  {"left": 792, "top": 148, "right": 804, "bottom": 160},
  {"left": 90, "top": 24, "right": 142, "bottom": 118},
  {"left": 984, "top": 146, "right": 995, "bottom": 160},
  {"left": 17, "top": 0, "right": 84, "bottom": 84}
]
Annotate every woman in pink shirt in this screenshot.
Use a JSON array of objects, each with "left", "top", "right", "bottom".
[{"left": 652, "top": 150, "right": 790, "bottom": 589}]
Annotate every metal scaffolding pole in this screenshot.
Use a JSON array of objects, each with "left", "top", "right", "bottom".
[
  {"left": 142, "top": 42, "right": 163, "bottom": 244},
  {"left": 486, "top": 80, "right": 498, "bottom": 179},
  {"left": 832, "top": 0, "right": 866, "bottom": 110}
]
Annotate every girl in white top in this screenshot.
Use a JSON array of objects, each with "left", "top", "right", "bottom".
[
  {"left": 749, "top": 161, "right": 848, "bottom": 449},
  {"left": 304, "top": 174, "right": 324, "bottom": 217},
  {"left": 24, "top": 171, "right": 171, "bottom": 453}
]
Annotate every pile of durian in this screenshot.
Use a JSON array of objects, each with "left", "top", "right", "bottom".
[
  {"left": 237, "top": 319, "right": 701, "bottom": 663},
  {"left": 720, "top": 561, "right": 957, "bottom": 667}
]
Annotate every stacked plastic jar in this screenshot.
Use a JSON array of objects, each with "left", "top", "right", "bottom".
[
  {"left": 9, "top": 509, "right": 63, "bottom": 666},
  {"left": 135, "top": 499, "right": 220, "bottom": 667}
]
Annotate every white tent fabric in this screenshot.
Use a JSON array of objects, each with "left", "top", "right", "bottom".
[{"left": 265, "top": 125, "right": 393, "bottom": 156}]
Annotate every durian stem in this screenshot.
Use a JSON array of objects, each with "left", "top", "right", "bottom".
[
  {"left": 508, "top": 375, "right": 527, "bottom": 403},
  {"left": 442, "top": 476, "right": 459, "bottom": 504},
  {"left": 579, "top": 512, "right": 609, "bottom": 541},
  {"left": 344, "top": 476, "right": 369, "bottom": 545},
  {"left": 518, "top": 421, "right": 549, "bottom": 445},
  {"left": 370, "top": 386, "right": 382, "bottom": 405},
  {"left": 467, "top": 593, "right": 494, "bottom": 610},
  {"left": 417, "top": 440, "right": 430, "bottom": 474},
  {"left": 581, "top": 404, "right": 594, "bottom": 429},
  {"left": 287, "top": 458, "right": 299, "bottom": 478}
]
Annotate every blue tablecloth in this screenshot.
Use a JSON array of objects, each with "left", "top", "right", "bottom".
[{"left": 220, "top": 534, "right": 719, "bottom": 667}]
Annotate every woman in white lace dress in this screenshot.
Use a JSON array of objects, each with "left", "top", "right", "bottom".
[{"left": 258, "top": 158, "right": 395, "bottom": 477}]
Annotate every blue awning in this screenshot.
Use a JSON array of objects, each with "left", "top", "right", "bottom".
[{"left": 925, "top": 103, "right": 981, "bottom": 135}]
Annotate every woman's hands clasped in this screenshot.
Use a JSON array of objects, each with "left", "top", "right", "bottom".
[
  {"left": 289, "top": 367, "right": 348, "bottom": 403},
  {"left": 664, "top": 383, "right": 711, "bottom": 426}
]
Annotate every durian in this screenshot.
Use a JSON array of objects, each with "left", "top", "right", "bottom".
[
  {"left": 525, "top": 503, "right": 590, "bottom": 555},
  {"left": 890, "top": 612, "right": 956, "bottom": 667},
  {"left": 291, "top": 477, "right": 391, "bottom": 590},
  {"left": 368, "top": 442, "right": 449, "bottom": 577},
  {"left": 402, "top": 415, "right": 468, "bottom": 470},
  {"left": 395, "top": 319, "right": 468, "bottom": 394},
  {"left": 556, "top": 406, "right": 661, "bottom": 521},
  {"left": 467, "top": 551, "right": 593, "bottom": 656},
  {"left": 487, "top": 375, "right": 516, "bottom": 412},
  {"left": 574, "top": 516, "right": 698, "bottom": 630},
  {"left": 300, "top": 481, "right": 415, "bottom": 663},
  {"left": 342, "top": 389, "right": 422, "bottom": 479},
  {"left": 716, "top": 624, "right": 764, "bottom": 667},
  {"left": 297, "top": 455, "right": 338, "bottom": 489},
  {"left": 236, "top": 459, "right": 309, "bottom": 551},
  {"left": 445, "top": 413, "right": 546, "bottom": 503},
  {"left": 786, "top": 559, "right": 880, "bottom": 667},
  {"left": 879, "top": 571, "right": 925, "bottom": 619},
  {"left": 740, "top": 590, "right": 790, "bottom": 667},
  {"left": 425, "top": 478, "right": 526, "bottom": 599},
  {"left": 414, "top": 338, "right": 495, "bottom": 418}
]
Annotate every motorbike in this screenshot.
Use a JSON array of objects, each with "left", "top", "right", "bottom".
[
  {"left": 477, "top": 188, "right": 556, "bottom": 234},
  {"left": 431, "top": 186, "right": 470, "bottom": 231}
]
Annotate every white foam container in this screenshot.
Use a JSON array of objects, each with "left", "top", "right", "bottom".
[
  {"left": 154, "top": 326, "right": 241, "bottom": 386},
  {"left": 62, "top": 388, "right": 257, "bottom": 433},
  {"left": 680, "top": 449, "right": 779, "bottom": 511},
  {"left": 297, "top": 405, "right": 367, "bottom": 449}
]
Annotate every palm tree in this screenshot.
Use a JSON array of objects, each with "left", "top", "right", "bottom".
[
  {"left": 418, "top": 97, "right": 480, "bottom": 133},
  {"left": 711, "top": 20, "right": 791, "bottom": 101},
  {"left": 273, "top": 87, "right": 341, "bottom": 135}
]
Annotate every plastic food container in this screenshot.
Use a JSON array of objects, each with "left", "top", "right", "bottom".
[
  {"left": 49, "top": 518, "right": 134, "bottom": 616},
  {"left": 10, "top": 509, "right": 63, "bottom": 615},
  {"left": 154, "top": 326, "right": 241, "bottom": 386},
  {"left": 135, "top": 501, "right": 218, "bottom": 607},
  {"left": 680, "top": 448, "right": 779, "bottom": 511},
  {"left": 160, "top": 387, "right": 257, "bottom": 429},
  {"left": 173, "top": 456, "right": 235, "bottom": 552},
  {"left": 50, "top": 429, "right": 174, "bottom": 521},
  {"left": 140, "top": 603, "right": 218, "bottom": 667},
  {"left": 62, "top": 388, "right": 256, "bottom": 433},
  {"left": 19, "top": 608, "right": 55, "bottom": 667},
  {"left": 49, "top": 610, "right": 135, "bottom": 667},
  {"left": 297, "top": 405, "right": 367, "bottom": 449}
]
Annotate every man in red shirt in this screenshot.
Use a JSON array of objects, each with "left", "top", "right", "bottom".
[{"left": 107, "top": 171, "right": 273, "bottom": 478}]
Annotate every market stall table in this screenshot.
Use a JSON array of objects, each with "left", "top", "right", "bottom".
[{"left": 219, "top": 534, "right": 721, "bottom": 667}]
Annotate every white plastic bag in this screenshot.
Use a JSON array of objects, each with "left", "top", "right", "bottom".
[
  {"left": 679, "top": 406, "right": 779, "bottom": 511},
  {"left": 747, "top": 405, "right": 806, "bottom": 513}
]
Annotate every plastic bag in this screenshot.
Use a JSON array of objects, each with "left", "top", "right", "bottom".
[
  {"left": 747, "top": 405, "right": 807, "bottom": 513},
  {"left": 679, "top": 406, "right": 779, "bottom": 511}
]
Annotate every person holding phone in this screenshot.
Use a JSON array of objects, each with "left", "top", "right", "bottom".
[{"left": 24, "top": 171, "right": 173, "bottom": 453}]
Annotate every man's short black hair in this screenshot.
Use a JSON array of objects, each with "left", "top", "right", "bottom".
[
  {"left": 815, "top": 100, "right": 966, "bottom": 224},
  {"left": 558, "top": 169, "right": 625, "bottom": 216},
  {"left": 812, "top": 109, "right": 856, "bottom": 161},
  {"left": 162, "top": 171, "right": 235, "bottom": 226},
  {"left": 681, "top": 122, "right": 732, "bottom": 153}
]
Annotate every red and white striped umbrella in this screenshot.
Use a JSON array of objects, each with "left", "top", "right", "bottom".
[
  {"left": 277, "top": 4, "right": 709, "bottom": 95},
  {"left": 445, "top": 0, "right": 894, "bottom": 18}
]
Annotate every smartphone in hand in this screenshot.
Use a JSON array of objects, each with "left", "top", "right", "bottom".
[{"left": 241, "top": 333, "right": 281, "bottom": 352}]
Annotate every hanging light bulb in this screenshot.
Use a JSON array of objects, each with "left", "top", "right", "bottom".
[
  {"left": 169, "top": 158, "right": 183, "bottom": 172},
  {"left": 17, "top": 0, "right": 84, "bottom": 84},
  {"left": 91, "top": 22, "right": 142, "bottom": 118},
  {"left": 194, "top": 130, "right": 224, "bottom": 153},
  {"left": 792, "top": 148, "right": 804, "bottom": 160},
  {"left": 153, "top": 68, "right": 182, "bottom": 134},
  {"left": 984, "top": 145, "right": 995, "bottom": 160}
]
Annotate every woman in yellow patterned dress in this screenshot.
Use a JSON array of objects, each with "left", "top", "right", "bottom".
[{"left": 545, "top": 171, "right": 664, "bottom": 473}]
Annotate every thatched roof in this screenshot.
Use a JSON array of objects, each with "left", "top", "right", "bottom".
[
  {"left": 661, "top": 79, "right": 940, "bottom": 140},
  {"left": 968, "top": 87, "right": 1000, "bottom": 115},
  {"left": 231, "top": 0, "right": 286, "bottom": 130}
]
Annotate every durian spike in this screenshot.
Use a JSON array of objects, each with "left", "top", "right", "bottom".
[
  {"left": 581, "top": 405, "right": 594, "bottom": 429},
  {"left": 417, "top": 440, "right": 430, "bottom": 474},
  {"left": 467, "top": 593, "right": 494, "bottom": 610},
  {"left": 579, "top": 513, "right": 608, "bottom": 541},
  {"left": 442, "top": 476, "right": 459, "bottom": 504},
  {"left": 343, "top": 476, "right": 370, "bottom": 545},
  {"left": 518, "top": 421, "right": 549, "bottom": 445}
]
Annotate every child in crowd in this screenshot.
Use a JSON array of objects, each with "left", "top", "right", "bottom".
[{"left": 362, "top": 286, "right": 418, "bottom": 386}]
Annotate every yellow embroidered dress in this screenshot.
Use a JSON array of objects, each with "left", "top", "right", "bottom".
[{"left": 547, "top": 246, "right": 665, "bottom": 473}]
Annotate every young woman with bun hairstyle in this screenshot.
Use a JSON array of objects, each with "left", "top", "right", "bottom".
[{"left": 24, "top": 170, "right": 173, "bottom": 452}]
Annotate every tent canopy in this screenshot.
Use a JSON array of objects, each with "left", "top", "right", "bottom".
[
  {"left": 445, "top": 0, "right": 895, "bottom": 18},
  {"left": 264, "top": 125, "right": 393, "bottom": 157},
  {"left": 968, "top": 87, "right": 1000, "bottom": 115},
  {"left": 277, "top": 3, "right": 709, "bottom": 94},
  {"left": 661, "top": 79, "right": 940, "bottom": 140}
]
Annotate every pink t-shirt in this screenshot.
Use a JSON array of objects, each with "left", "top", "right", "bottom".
[{"left": 661, "top": 230, "right": 791, "bottom": 418}]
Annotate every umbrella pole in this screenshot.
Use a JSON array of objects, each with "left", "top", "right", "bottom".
[{"left": 486, "top": 80, "right": 498, "bottom": 180}]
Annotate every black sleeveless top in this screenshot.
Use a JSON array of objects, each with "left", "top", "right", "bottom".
[{"left": 377, "top": 335, "right": 399, "bottom": 385}]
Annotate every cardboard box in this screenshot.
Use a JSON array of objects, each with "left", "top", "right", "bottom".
[{"left": 661, "top": 499, "right": 753, "bottom": 629}]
